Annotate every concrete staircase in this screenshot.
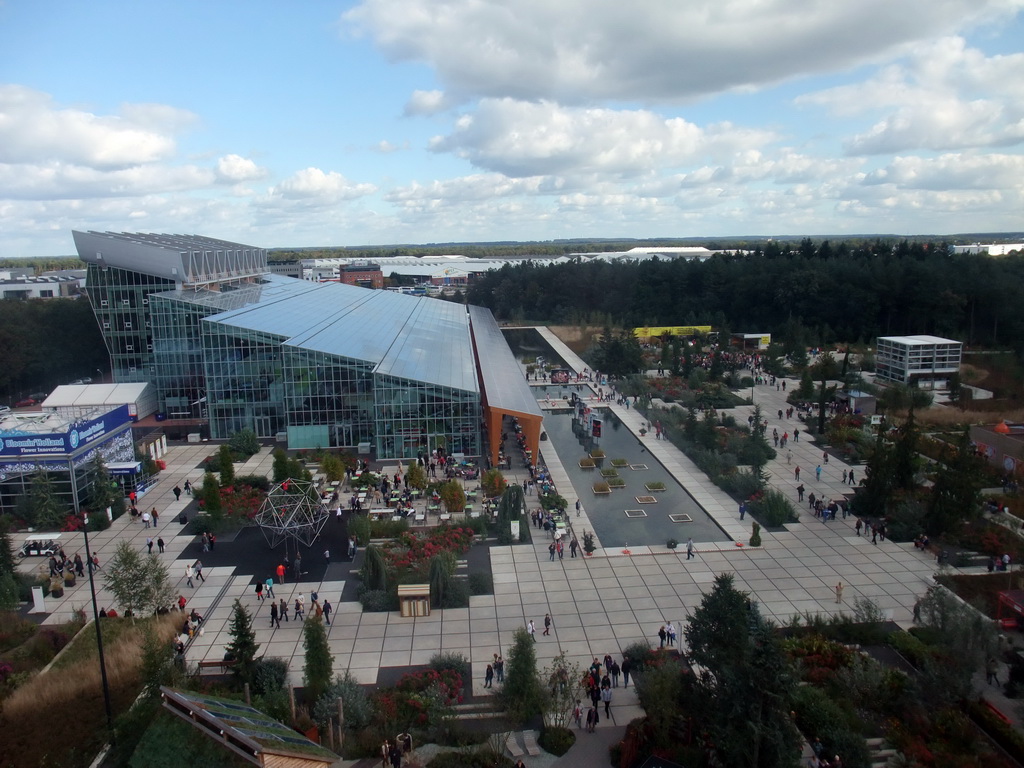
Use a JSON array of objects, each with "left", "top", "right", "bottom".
[{"left": 865, "top": 737, "right": 897, "bottom": 767}]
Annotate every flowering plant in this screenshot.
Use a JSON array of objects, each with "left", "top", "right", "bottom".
[{"left": 379, "top": 524, "right": 474, "bottom": 581}]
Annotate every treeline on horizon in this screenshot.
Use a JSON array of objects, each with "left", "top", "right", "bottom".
[{"left": 465, "top": 238, "right": 1024, "bottom": 351}]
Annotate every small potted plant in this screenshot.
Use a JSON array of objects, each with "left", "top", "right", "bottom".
[
  {"left": 49, "top": 575, "right": 64, "bottom": 598},
  {"left": 579, "top": 457, "right": 596, "bottom": 470},
  {"left": 608, "top": 477, "right": 626, "bottom": 489},
  {"left": 589, "top": 448, "right": 606, "bottom": 468},
  {"left": 667, "top": 538, "right": 679, "bottom": 550},
  {"left": 583, "top": 531, "right": 596, "bottom": 556},
  {"left": 749, "top": 522, "right": 762, "bottom": 548},
  {"left": 644, "top": 481, "right": 666, "bottom": 492},
  {"left": 64, "top": 569, "right": 76, "bottom": 588},
  {"left": 592, "top": 481, "right": 611, "bottom": 495}
]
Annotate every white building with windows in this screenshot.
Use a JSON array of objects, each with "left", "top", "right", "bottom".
[{"left": 875, "top": 335, "right": 962, "bottom": 389}]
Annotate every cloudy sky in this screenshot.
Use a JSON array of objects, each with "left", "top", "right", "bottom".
[{"left": 2, "top": 0, "right": 1023, "bottom": 257}]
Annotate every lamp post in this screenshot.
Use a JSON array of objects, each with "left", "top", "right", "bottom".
[{"left": 80, "top": 508, "right": 115, "bottom": 742}]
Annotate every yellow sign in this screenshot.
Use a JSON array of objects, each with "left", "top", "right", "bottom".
[{"left": 633, "top": 325, "right": 712, "bottom": 339}]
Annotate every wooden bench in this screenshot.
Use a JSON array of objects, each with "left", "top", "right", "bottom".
[{"left": 197, "top": 658, "right": 237, "bottom": 674}]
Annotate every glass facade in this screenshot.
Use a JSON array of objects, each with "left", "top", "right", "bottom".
[
  {"left": 374, "top": 374, "right": 480, "bottom": 459},
  {"left": 85, "top": 263, "right": 175, "bottom": 383},
  {"left": 202, "top": 322, "right": 288, "bottom": 439},
  {"left": 281, "top": 346, "right": 376, "bottom": 450},
  {"left": 150, "top": 294, "right": 215, "bottom": 419}
]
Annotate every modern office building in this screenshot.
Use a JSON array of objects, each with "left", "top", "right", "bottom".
[
  {"left": 875, "top": 335, "right": 962, "bottom": 388},
  {"left": 74, "top": 231, "right": 540, "bottom": 463}
]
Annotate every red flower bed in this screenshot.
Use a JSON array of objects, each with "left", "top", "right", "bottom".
[
  {"left": 60, "top": 514, "right": 85, "bottom": 532},
  {"left": 373, "top": 668, "right": 464, "bottom": 727},
  {"left": 200, "top": 485, "right": 267, "bottom": 519},
  {"left": 379, "top": 525, "right": 475, "bottom": 581}
]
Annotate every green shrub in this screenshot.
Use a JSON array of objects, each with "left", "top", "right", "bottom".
[
  {"left": 88, "top": 511, "right": 112, "bottom": 531},
  {"left": 348, "top": 514, "right": 371, "bottom": 545},
  {"left": 600, "top": 468, "right": 619, "bottom": 478},
  {"left": 228, "top": 428, "right": 261, "bottom": 457},
  {"left": 235, "top": 474, "right": 270, "bottom": 491},
  {"left": 748, "top": 489, "right": 798, "bottom": 527},
  {"left": 439, "top": 578, "right": 470, "bottom": 608},
  {"left": 622, "top": 641, "right": 657, "bottom": 671},
  {"left": 607, "top": 477, "right": 626, "bottom": 488},
  {"left": 252, "top": 657, "right": 289, "bottom": 696},
  {"left": 791, "top": 685, "right": 870, "bottom": 768},
  {"left": 538, "top": 726, "right": 575, "bottom": 756},
  {"left": 468, "top": 572, "right": 493, "bottom": 595},
  {"left": 359, "top": 588, "right": 397, "bottom": 612},
  {"left": 749, "top": 522, "right": 762, "bottom": 547},
  {"left": 368, "top": 518, "right": 409, "bottom": 538},
  {"left": 430, "top": 651, "right": 471, "bottom": 681}
]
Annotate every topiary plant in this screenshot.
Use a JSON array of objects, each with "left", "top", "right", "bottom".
[{"left": 749, "top": 522, "right": 762, "bottom": 547}]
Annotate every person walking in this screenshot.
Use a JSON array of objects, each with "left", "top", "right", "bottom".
[
  {"left": 601, "top": 686, "right": 612, "bottom": 718},
  {"left": 686, "top": 537, "right": 695, "bottom": 560},
  {"left": 255, "top": 581, "right": 264, "bottom": 601},
  {"left": 495, "top": 655, "right": 504, "bottom": 682},
  {"left": 142, "top": 509, "right": 151, "bottom": 529},
  {"left": 173, "top": 485, "right": 182, "bottom": 501},
  {"left": 543, "top": 613, "right": 552, "bottom": 636},
  {"left": 270, "top": 600, "right": 280, "bottom": 628},
  {"left": 797, "top": 484, "right": 805, "bottom": 502},
  {"left": 987, "top": 657, "right": 1000, "bottom": 686},
  {"left": 146, "top": 537, "right": 153, "bottom": 554},
  {"left": 848, "top": 470, "right": 855, "bottom": 485},
  {"left": 276, "top": 563, "right": 286, "bottom": 584},
  {"left": 794, "top": 466, "right": 801, "bottom": 481},
  {"left": 265, "top": 576, "right": 275, "bottom": 599},
  {"left": 610, "top": 659, "right": 620, "bottom": 687},
  {"left": 548, "top": 542, "right": 556, "bottom": 561},
  {"left": 195, "top": 560, "right": 205, "bottom": 582},
  {"left": 527, "top": 619, "right": 536, "bottom": 641},
  {"left": 157, "top": 537, "right": 165, "bottom": 553},
  {"left": 295, "top": 594, "right": 305, "bottom": 621},
  {"left": 621, "top": 657, "right": 632, "bottom": 688},
  {"left": 658, "top": 625, "right": 667, "bottom": 648},
  {"left": 815, "top": 464, "right": 822, "bottom": 481},
  {"left": 185, "top": 563, "right": 195, "bottom": 588},
  {"left": 323, "top": 599, "right": 332, "bottom": 625},
  {"left": 279, "top": 598, "right": 289, "bottom": 622},
  {"left": 570, "top": 537, "right": 579, "bottom": 557},
  {"left": 835, "top": 581, "right": 844, "bottom": 603},
  {"left": 484, "top": 664, "right": 494, "bottom": 688},
  {"left": 739, "top": 502, "right": 746, "bottom": 521},
  {"left": 201, "top": 532, "right": 209, "bottom": 552},
  {"left": 184, "top": 479, "right": 192, "bottom": 495}
]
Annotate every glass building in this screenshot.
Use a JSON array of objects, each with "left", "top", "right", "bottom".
[{"left": 74, "top": 231, "right": 539, "bottom": 462}]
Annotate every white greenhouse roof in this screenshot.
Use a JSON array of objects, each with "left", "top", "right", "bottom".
[{"left": 43, "top": 383, "right": 151, "bottom": 409}]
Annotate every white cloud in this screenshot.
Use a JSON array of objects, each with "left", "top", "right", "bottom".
[
  {"left": 800, "top": 37, "right": 1024, "bottom": 153},
  {"left": 404, "top": 89, "right": 452, "bottom": 116},
  {"left": 862, "top": 153, "right": 1024, "bottom": 190},
  {"left": 430, "top": 99, "right": 775, "bottom": 178},
  {"left": 216, "top": 154, "right": 267, "bottom": 183},
  {"left": 0, "top": 85, "right": 186, "bottom": 168},
  {"left": 344, "top": 0, "right": 1023, "bottom": 103}
]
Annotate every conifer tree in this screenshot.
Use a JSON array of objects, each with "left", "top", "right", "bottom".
[{"left": 225, "top": 598, "right": 260, "bottom": 685}]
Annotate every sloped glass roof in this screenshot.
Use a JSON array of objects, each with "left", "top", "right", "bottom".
[
  {"left": 195, "top": 279, "right": 478, "bottom": 393},
  {"left": 468, "top": 305, "right": 542, "bottom": 418}
]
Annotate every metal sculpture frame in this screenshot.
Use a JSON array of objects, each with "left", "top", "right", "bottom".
[{"left": 254, "top": 479, "right": 329, "bottom": 549}]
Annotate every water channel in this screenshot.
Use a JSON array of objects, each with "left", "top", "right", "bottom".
[{"left": 539, "top": 405, "right": 731, "bottom": 548}]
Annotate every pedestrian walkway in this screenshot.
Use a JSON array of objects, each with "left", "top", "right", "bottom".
[{"left": 21, "top": 333, "right": 942, "bottom": 705}]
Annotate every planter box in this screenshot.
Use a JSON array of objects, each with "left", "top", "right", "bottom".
[
  {"left": 608, "top": 480, "right": 626, "bottom": 489},
  {"left": 593, "top": 485, "right": 611, "bottom": 495},
  {"left": 579, "top": 461, "right": 596, "bottom": 470},
  {"left": 644, "top": 484, "right": 667, "bottom": 492}
]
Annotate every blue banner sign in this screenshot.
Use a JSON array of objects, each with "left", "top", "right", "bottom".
[{"left": 0, "top": 404, "right": 132, "bottom": 457}]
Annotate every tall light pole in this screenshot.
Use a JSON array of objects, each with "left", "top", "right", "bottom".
[{"left": 80, "top": 508, "right": 115, "bottom": 742}]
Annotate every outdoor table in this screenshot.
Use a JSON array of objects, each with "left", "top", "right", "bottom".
[
  {"left": 465, "top": 505, "right": 473, "bottom": 514},
  {"left": 428, "top": 504, "right": 440, "bottom": 512},
  {"left": 439, "top": 513, "right": 452, "bottom": 521},
  {"left": 414, "top": 513, "right": 426, "bottom": 523},
  {"left": 391, "top": 515, "right": 403, "bottom": 522}
]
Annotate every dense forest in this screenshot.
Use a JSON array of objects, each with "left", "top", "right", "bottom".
[
  {"left": 0, "top": 298, "right": 108, "bottom": 401},
  {"left": 466, "top": 239, "right": 1024, "bottom": 350}
]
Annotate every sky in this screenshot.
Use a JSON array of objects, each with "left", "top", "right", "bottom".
[{"left": 1, "top": 0, "right": 1023, "bottom": 257}]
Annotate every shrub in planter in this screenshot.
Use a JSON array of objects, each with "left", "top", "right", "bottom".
[
  {"left": 538, "top": 726, "right": 575, "bottom": 756},
  {"left": 589, "top": 449, "right": 606, "bottom": 459},
  {"left": 611, "top": 458, "right": 629, "bottom": 468},
  {"left": 579, "top": 457, "right": 596, "bottom": 469},
  {"left": 600, "top": 468, "right": 620, "bottom": 478},
  {"left": 607, "top": 477, "right": 626, "bottom": 488},
  {"left": 748, "top": 489, "right": 798, "bottom": 526},
  {"left": 468, "top": 572, "right": 494, "bottom": 596},
  {"left": 583, "top": 531, "right": 596, "bottom": 554},
  {"left": 645, "top": 481, "right": 666, "bottom": 492},
  {"left": 667, "top": 538, "right": 678, "bottom": 549},
  {"left": 593, "top": 482, "right": 611, "bottom": 494},
  {"left": 749, "top": 522, "right": 762, "bottom": 547}
]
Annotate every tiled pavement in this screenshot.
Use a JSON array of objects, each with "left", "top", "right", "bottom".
[{"left": 21, "top": 331, "right": 940, "bottom": 752}]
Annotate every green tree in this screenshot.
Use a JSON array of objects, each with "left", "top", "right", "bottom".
[
  {"left": 303, "top": 615, "right": 333, "bottom": 705},
  {"left": 319, "top": 452, "right": 344, "bottom": 483},
  {"left": 200, "top": 472, "right": 222, "bottom": 515},
  {"left": 28, "top": 469, "right": 67, "bottom": 530},
  {"left": 684, "top": 573, "right": 801, "bottom": 768},
  {"left": 501, "top": 627, "right": 545, "bottom": 726},
  {"left": 87, "top": 454, "right": 119, "bottom": 516},
  {"left": 481, "top": 468, "right": 506, "bottom": 499},
  {"left": 361, "top": 544, "right": 389, "bottom": 591},
  {"left": 438, "top": 480, "right": 466, "bottom": 514},
  {"left": 0, "top": 518, "right": 19, "bottom": 610},
  {"left": 140, "top": 621, "right": 175, "bottom": 697},
  {"left": 498, "top": 484, "right": 525, "bottom": 523},
  {"left": 225, "top": 598, "right": 260, "bottom": 686},
  {"left": 218, "top": 444, "right": 235, "bottom": 486},
  {"left": 406, "top": 461, "right": 427, "bottom": 491},
  {"left": 227, "top": 427, "right": 261, "bottom": 457},
  {"left": 542, "top": 652, "right": 584, "bottom": 729},
  {"left": 272, "top": 448, "right": 289, "bottom": 483},
  {"left": 811, "top": 352, "right": 840, "bottom": 435},
  {"left": 428, "top": 553, "right": 456, "bottom": 608},
  {"left": 635, "top": 660, "right": 686, "bottom": 750},
  {"left": 925, "top": 429, "right": 986, "bottom": 536},
  {"left": 104, "top": 542, "right": 173, "bottom": 619}
]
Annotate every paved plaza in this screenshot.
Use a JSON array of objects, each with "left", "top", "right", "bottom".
[{"left": 21, "top": 329, "right": 941, "bottom": 745}]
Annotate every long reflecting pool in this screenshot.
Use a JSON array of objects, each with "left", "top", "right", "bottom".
[{"left": 541, "top": 408, "right": 731, "bottom": 548}]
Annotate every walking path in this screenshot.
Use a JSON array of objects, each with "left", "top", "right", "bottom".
[{"left": 18, "top": 330, "right": 961, "bottom": 764}]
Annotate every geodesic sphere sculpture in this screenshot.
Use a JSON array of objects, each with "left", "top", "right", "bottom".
[{"left": 254, "top": 478, "right": 329, "bottom": 549}]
